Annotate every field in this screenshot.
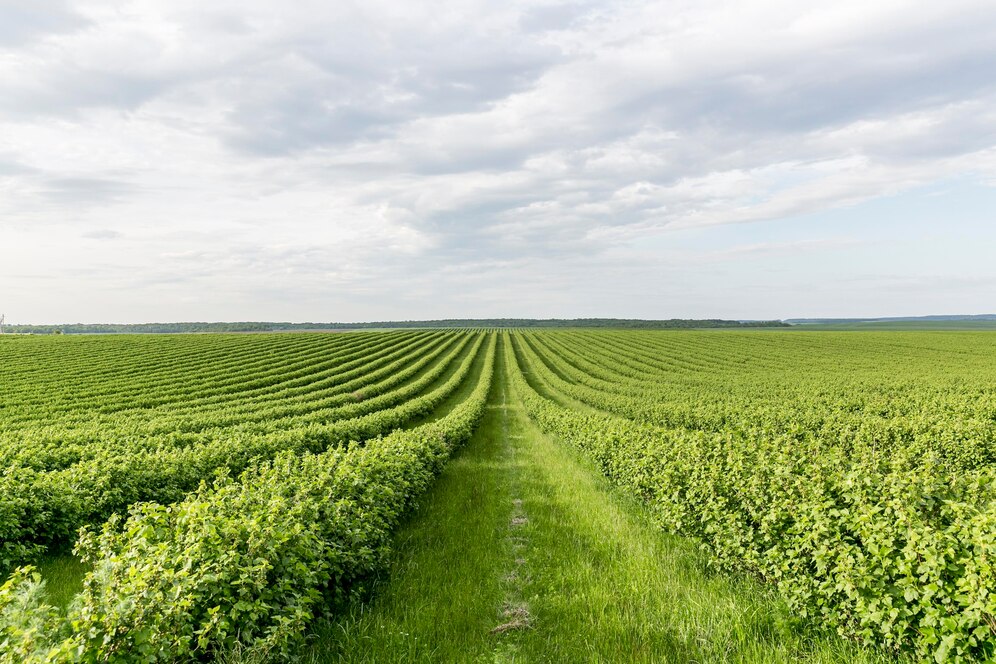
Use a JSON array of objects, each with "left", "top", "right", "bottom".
[{"left": 1, "top": 330, "right": 994, "bottom": 662}]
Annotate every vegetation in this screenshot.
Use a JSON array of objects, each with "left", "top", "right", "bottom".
[
  {"left": 0, "top": 329, "right": 994, "bottom": 661},
  {"left": 786, "top": 314, "right": 996, "bottom": 330},
  {"left": 506, "top": 330, "right": 996, "bottom": 662},
  {"left": 309, "top": 340, "right": 896, "bottom": 663},
  {"left": 0, "top": 330, "right": 482, "bottom": 568},
  {"left": 4, "top": 317, "right": 787, "bottom": 335},
  {"left": 0, "top": 332, "right": 495, "bottom": 660}
]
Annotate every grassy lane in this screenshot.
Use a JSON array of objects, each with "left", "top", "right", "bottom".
[
  {"left": 304, "top": 339, "right": 513, "bottom": 662},
  {"left": 305, "top": 338, "right": 901, "bottom": 663},
  {"left": 404, "top": 331, "right": 489, "bottom": 429}
]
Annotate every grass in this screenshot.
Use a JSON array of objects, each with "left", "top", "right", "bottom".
[
  {"left": 36, "top": 553, "right": 88, "bottom": 611},
  {"left": 303, "top": 337, "right": 904, "bottom": 663},
  {"left": 303, "top": 342, "right": 513, "bottom": 663},
  {"left": 403, "top": 332, "right": 489, "bottom": 429}
]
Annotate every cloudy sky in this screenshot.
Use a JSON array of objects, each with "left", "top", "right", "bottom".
[{"left": 2, "top": 0, "right": 996, "bottom": 323}]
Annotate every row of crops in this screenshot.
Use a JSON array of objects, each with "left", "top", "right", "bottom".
[
  {"left": 504, "top": 329, "right": 996, "bottom": 662},
  {"left": 0, "top": 330, "right": 496, "bottom": 661},
  {"left": 2, "top": 329, "right": 995, "bottom": 661}
]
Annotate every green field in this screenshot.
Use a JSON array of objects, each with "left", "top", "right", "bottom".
[
  {"left": 792, "top": 320, "right": 996, "bottom": 330},
  {"left": 1, "top": 330, "right": 994, "bottom": 662}
]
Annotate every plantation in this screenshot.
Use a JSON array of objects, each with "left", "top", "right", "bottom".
[{"left": 1, "top": 329, "right": 994, "bottom": 662}]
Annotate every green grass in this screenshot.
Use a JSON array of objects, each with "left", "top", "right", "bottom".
[
  {"left": 403, "top": 333, "right": 489, "bottom": 429},
  {"left": 36, "top": 553, "right": 88, "bottom": 611},
  {"left": 303, "top": 344, "right": 513, "bottom": 663},
  {"left": 302, "top": 338, "right": 904, "bottom": 663}
]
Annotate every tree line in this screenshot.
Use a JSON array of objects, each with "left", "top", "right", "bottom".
[{"left": 5, "top": 318, "right": 788, "bottom": 334}]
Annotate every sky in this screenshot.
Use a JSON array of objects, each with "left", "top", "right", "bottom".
[{"left": 1, "top": 0, "right": 996, "bottom": 324}]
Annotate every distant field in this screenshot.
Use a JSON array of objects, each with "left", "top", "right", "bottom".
[
  {"left": 1, "top": 330, "right": 994, "bottom": 662},
  {"left": 792, "top": 319, "right": 996, "bottom": 330}
]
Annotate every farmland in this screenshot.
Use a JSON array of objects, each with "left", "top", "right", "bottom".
[{"left": 1, "top": 330, "right": 995, "bottom": 662}]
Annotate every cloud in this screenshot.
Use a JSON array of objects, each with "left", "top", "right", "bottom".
[
  {"left": 80, "top": 229, "right": 121, "bottom": 240},
  {"left": 41, "top": 177, "right": 136, "bottom": 205},
  {"left": 701, "top": 238, "right": 862, "bottom": 261},
  {"left": 0, "top": 1, "right": 87, "bottom": 47},
  {"left": 0, "top": 155, "right": 36, "bottom": 176},
  {"left": 1, "top": 0, "right": 996, "bottom": 321}
]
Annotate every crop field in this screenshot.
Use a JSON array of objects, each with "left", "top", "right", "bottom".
[{"left": 1, "top": 330, "right": 995, "bottom": 662}]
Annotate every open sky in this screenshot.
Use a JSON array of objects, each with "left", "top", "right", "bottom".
[{"left": 2, "top": 1, "right": 995, "bottom": 324}]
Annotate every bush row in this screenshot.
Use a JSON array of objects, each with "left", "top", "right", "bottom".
[
  {"left": 0, "top": 334, "right": 495, "bottom": 662},
  {"left": 508, "top": 333, "right": 996, "bottom": 662},
  {"left": 0, "top": 331, "right": 446, "bottom": 470},
  {"left": 0, "top": 333, "right": 483, "bottom": 570}
]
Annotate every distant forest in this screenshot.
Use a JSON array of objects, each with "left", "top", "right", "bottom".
[{"left": 4, "top": 318, "right": 788, "bottom": 334}]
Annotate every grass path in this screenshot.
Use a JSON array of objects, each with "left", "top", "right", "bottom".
[
  {"left": 304, "top": 344, "right": 514, "bottom": 662},
  {"left": 306, "top": 337, "right": 897, "bottom": 663}
]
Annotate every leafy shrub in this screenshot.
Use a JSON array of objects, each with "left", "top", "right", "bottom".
[
  {"left": 0, "top": 334, "right": 494, "bottom": 662},
  {"left": 508, "top": 331, "right": 996, "bottom": 661}
]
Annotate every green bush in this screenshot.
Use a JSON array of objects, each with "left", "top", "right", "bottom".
[
  {"left": 0, "top": 334, "right": 495, "bottom": 662},
  {"left": 508, "top": 332, "right": 996, "bottom": 662}
]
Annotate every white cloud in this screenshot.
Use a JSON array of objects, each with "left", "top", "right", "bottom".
[{"left": 1, "top": 0, "right": 996, "bottom": 321}]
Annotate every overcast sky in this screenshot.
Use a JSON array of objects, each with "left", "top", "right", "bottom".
[{"left": 2, "top": 1, "right": 995, "bottom": 323}]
